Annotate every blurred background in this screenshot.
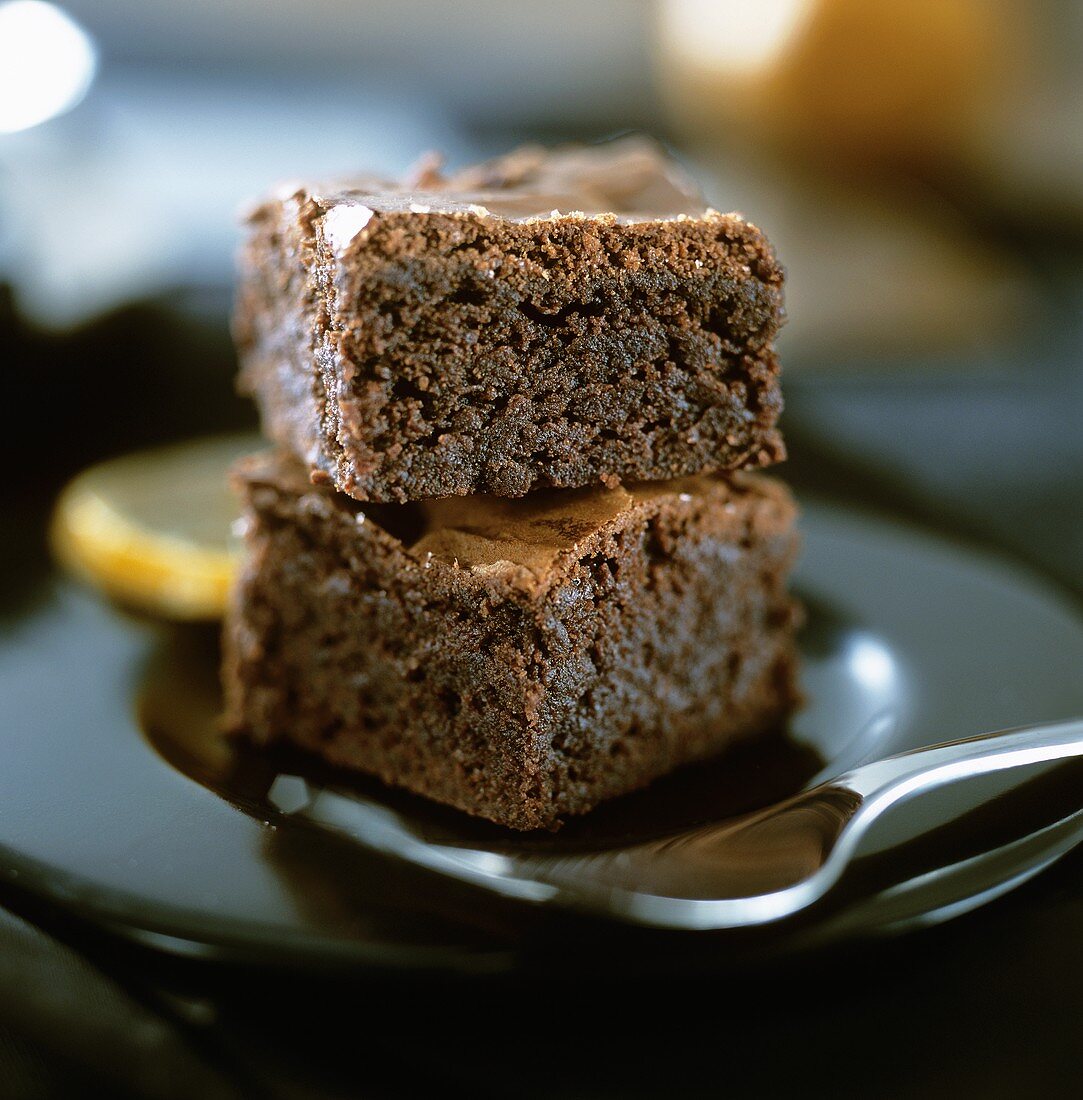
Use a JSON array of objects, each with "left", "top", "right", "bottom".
[
  {"left": 1, "top": 6, "right": 1081, "bottom": 1095},
  {"left": 1, "top": 0, "right": 1081, "bottom": 588}
]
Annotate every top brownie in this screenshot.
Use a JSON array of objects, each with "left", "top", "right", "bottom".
[{"left": 235, "top": 137, "right": 786, "bottom": 503}]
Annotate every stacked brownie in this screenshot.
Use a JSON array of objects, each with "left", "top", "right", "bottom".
[{"left": 224, "top": 138, "right": 801, "bottom": 830}]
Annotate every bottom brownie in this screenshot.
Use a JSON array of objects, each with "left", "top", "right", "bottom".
[{"left": 223, "top": 453, "right": 801, "bottom": 830}]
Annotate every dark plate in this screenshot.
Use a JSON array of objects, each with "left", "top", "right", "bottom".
[{"left": 1, "top": 499, "right": 1082, "bottom": 974}]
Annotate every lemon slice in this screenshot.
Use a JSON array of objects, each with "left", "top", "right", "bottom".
[{"left": 51, "top": 434, "right": 261, "bottom": 620}]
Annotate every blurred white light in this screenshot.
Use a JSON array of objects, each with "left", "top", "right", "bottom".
[
  {"left": 660, "top": 0, "right": 812, "bottom": 73},
  {"left": 847, "top": 635, "right": 897, "bottom": 694},
  {"left": 0, "top": 1, "right": 96, "bottom": 134}
]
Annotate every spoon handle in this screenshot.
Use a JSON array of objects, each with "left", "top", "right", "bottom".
[{"left": 839, "top": 717, "right": 1083, "bottom": 801}]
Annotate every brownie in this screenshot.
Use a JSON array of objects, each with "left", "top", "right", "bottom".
[
  {"left": 223, "top": 451, "right": 801, "bottom": 830},
  {"left": 234, "top": 137, "right": 786, "bottom": 504}
]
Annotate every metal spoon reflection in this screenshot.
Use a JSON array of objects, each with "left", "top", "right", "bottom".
[{"left": 290, "top": 719, "right": 1083, "bottom": 931}]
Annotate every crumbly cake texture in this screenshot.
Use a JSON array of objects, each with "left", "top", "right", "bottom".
[
  {"left": 223, "top": 451, "right": 801, "bottom": 830},
  {"left": 234, "top": 137, "right": 786, "bottom": 504}
]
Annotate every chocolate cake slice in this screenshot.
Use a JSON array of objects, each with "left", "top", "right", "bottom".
[
  {"left": 223, "top": 451, "right": 801, "bottom": 830},
  {"left": 235, "top": 137, "right": 786, "bottom": 503}
]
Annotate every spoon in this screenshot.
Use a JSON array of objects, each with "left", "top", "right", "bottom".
[{"left": 279, "top": 718, "right": 1083, "bottom": 932}]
